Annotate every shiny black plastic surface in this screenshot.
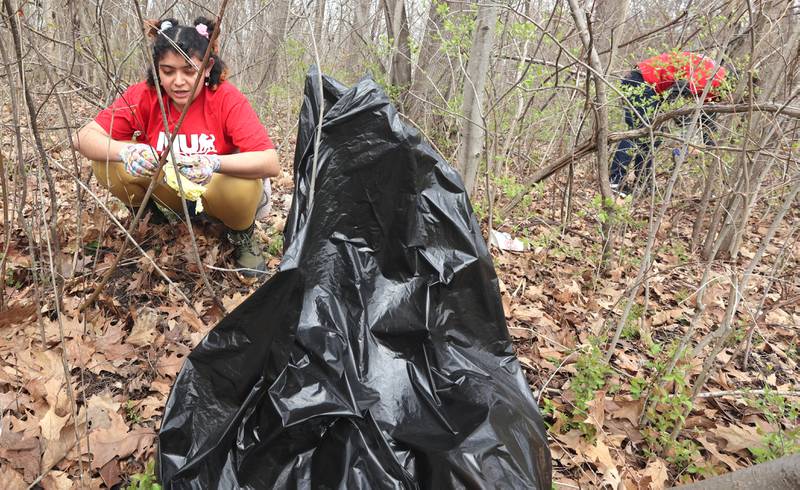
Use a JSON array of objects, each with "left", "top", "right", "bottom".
[{"left": 158, "top": 69, "right": 552, "bottom": 489}]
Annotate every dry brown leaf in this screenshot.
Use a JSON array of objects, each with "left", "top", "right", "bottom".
[
  {"left": 508, "top": 326, "right": 534, "bottom": 339},
  {"left": 40, "top": 418, "right": 85, "bottom": 471},
  {"left": 41, "top": 436, "right": 73, "bottom": 473},
  {"left": 614, "top": 352, "right": 640, "bottom": 374},
  {"left": 41, "top": 470, "right": 74, "bottom": 490},
  {"left": 89, "top": 412, "right": 156, "bottom": 470},
  {"left": 514, "top": 306, "right": 545, "bottom": 322},
  {"left": 134, "top": 395, "right": 165, "bottom": 421},
  {"left": 501, "top": 294, "right": 512, "bottom": 318},
  {"left": 607, "top": 398, "right": 643, "bottom": 425},
  {"left": 517, "top": 356, "right": 536, "bottom": 371},
  {"left": 697, "top": 435, "right": 740, "bottom": 471},
  {"left": 99, "top": 457, "right": 123, "bottom": 487},
  {"left": 223, "top": 292, "right": 249, "bottom": 312},
  {"left": 157, "top": 352, "right": 187, "bottom": 379},
  {"left": 86, "top": 393, "right": 121, "bottom": 431},
  {"left": 64, "top": 338, "right": 96, "bottom": 368},
  {"left": 0, "top": 465, "right": 27, "bottom": 490},
  {"left": 584, "top": 438, "right": 621, "bottom": 488},
  {"left": 765, "top": 308, "right": 792, "bottom": 325},
  {"left": 0, "top": 302, "right": 37, "bottom": 329},
  {"left": 553, "top": 429, "right": 584, "bottom": 449},
  {"left": 0, "top": 391, "right": 30, "bottom": 412},
  {"left": 39, "top": 406, "right": 70, "bottom": 441},
  {"left": 92, "top": 324, "right": 136, "bottom": 366},
  {"left": 44, "top": 377, "right": 70, "bottom": 417},
  {"left": 554, "top": 289, "right": 574, "bottom": 304},
  {"left": 651, "top": 308, "right": 682, "bottom": 326},
  {"left": 584, "top": 390, "right": 606, "bottom": 430},
  {"left": 150, "top": 380, "right": 172, "bottom": 395},
  {"left": 641, "top": 458, "right": 668, "bottom": 489},
  {"left": 128, "top": 307, "right": 160, "bottom": 347},
  {"left": 712, "top": 424, "right": 766, "bottom": 454},
  {"left": 0, "top": 416, "right": 41, "bottom": 481},
  {"left": 180, "top": 306, "right": 208, "bottom": 332}
]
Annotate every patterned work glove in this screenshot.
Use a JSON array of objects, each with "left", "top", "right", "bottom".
[
  {"left": 176, "top": 154, "right": 221, "bottom": 185},
  {"left": 119, "top": 144, "right": 159, "bottom": 177}
]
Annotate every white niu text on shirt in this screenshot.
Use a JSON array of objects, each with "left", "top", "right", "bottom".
[{"left": 156, "top": 132, "right": 216, "bottom": 154}]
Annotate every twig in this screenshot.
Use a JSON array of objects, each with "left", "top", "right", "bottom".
[
  {"left": 301, "top": 0, "right": 325, "bottom": 214},
  {"left": 3, "top": 0, "right": 64, "bottom": 300},
  {"left": 32, "top": 151, "right": 86, "bottom": 484},
  {"left": 0, "top": 10, "right": 48, "bottom": 344},
  {"left": 538, "top": 351, "right": 578, "bottom": 404},
  {"left": 696, "top": 389, "right": 800, "bottom": 399}
]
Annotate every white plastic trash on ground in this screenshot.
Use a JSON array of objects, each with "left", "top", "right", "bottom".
[{"left": 490, "top": 229, "right": 528, "bottom": 252}]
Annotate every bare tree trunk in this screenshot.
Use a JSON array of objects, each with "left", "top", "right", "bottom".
[
  {"left": 406, "top": 0, "right": 446, "bottom": 121},
  {"left": 593, "top": 0, "right": 630, "bottom": 70},
  {"left": 254, "top": 0, "right": 291, "bottom": 90},
  {"left": 704, "top": 6, "right": 800, "bottom": 259},
  {"left": 566, "top": 0, "right": 618, "bottom": 270},
  {"left": 348, "top": 0, "right": 373, "bottom": 70},
  {"left": 456, "top": 4, "right": 498, "bottom": 195},
  {"left": 382, "top": 0, "right": 412, "bottom": 109},
  {"left": 314, "top": 0, "right": 327, "bottom": 46}
]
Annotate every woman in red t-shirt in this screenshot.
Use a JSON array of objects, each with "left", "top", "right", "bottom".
[{"left": 73, "top": 17, "right": 277, "bottom": 275}]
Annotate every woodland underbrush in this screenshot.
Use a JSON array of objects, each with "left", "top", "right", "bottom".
[{"left": 1, "top": 76, "right": 798, "bottom": 490}]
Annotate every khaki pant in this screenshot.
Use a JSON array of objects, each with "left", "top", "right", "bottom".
[{"left": 92, "top": 160, "right": 262, "bottom": 231}]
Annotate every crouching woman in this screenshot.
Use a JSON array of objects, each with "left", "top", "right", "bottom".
[{"left": 73, "top": 17, "right": 278, "bottom": 275}]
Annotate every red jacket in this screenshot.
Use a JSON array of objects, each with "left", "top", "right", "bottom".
[{"left": 638, "top": 52, "right": 727, "bottom": 99}]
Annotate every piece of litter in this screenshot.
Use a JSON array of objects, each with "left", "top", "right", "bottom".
[{"left": 490, "top": 230, "right": 527, "bottom": 252}]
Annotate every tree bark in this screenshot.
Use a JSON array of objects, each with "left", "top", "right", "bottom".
[
  {"left": 456, "top": 4, "right": 498, "bottom": 195},
  {"left": 704, "top": 5, "right": 800, "bottom": 260},
  {"left": 382, "top": 0, "right": 412, "bottom": 109},
  {"left": 593, "top": 0, "right": 630, "bottom": 69},
  {"left": 254, "top": 0, "right": 291, "bottom": 90},
  {"left": 671, "top": 454, "right": 800, "bottom": 489},
  {"left": 566, "top": 0, "right": 616, "bottom": 269},
  {"left": 406, "top": 0, "right": 446, "bottom": 121},
  {"left": 314, "top": 0, "right": 327, "bottom": 46}
]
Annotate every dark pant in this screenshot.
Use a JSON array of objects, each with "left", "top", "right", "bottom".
[{"left": 610, "top": 70, "right": 661, "bottom": 186}]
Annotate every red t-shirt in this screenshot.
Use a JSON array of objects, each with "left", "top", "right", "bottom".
[
  {"left": 94, "top": 81, "right": 274, "bottom": 155},
  {"left": 638, "top": 52, "right": 727, "bottom": 99}
]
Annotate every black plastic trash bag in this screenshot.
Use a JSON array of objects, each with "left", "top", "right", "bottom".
[{"left": 158, "top": 68, "right": 552, "bottom": 489}]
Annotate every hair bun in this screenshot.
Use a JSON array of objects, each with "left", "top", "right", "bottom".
[{"left": 193, "top": 16, "right": 217, "bottom": 36}]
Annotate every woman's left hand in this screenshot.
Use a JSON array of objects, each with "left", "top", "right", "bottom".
[{"left": 176, "top": 154, "right": 221, "bottom": 185}]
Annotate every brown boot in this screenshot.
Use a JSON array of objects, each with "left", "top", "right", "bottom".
[{"left": 226, "top": 223, "right": 266, "bottom": 276}]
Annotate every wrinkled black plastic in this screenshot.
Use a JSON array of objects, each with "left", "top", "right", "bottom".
[{"left": 158, "top": 68, "right": 552, "bottom": 489}]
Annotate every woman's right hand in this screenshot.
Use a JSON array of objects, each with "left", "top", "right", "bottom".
[{"left": 120, "top": 144, "right": 159, "bottom": 177}]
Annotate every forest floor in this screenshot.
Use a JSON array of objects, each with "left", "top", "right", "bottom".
[{"left": 1, "top": 108, "right": 799, "bottom": 489}]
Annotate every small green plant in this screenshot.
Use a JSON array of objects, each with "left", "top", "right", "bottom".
[
  {"left": 566, "top": 342, "right": 611, "bottom": 437},
  {"left": 674, "top": 288, "right": 690, "bottom": 304},
  {"left": 5, "top": 267, "right": 23, "bottom": 289},
  {"left": 127, "top": 460, "right": 161, "bottom": 490},
  {"left": 621, "top": 304, "right": 643, "bottom": 341},
  {"left": 747, "top": 388, "right": 800, "bottom": 463},
  {"left": 541, "top": 398, "right": 557, "bottom": 418},
  {"left": 125, "top": 400, "right": 142, "bottom": 425},
  {"left": 492, "top": 173, "right": 526, "bottom": 200},
  {"left": 630, "top": 376, "right": 647, "bottom": 400},
  {"left": 638, "top": 345, "right": 703, "bottom": 471},
  {"left": 267, "top": 232, "right": 284, "bottom": 257}
]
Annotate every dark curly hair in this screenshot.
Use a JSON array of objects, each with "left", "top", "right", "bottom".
[{"left": 145, "top": 16, "right": 228, "bottom": 90}]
